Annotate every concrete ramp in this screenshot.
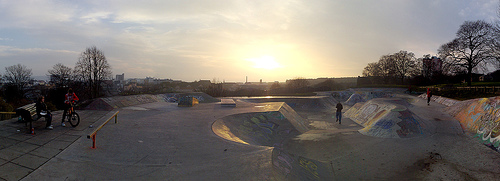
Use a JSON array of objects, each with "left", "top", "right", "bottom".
[
  {"left": 85, "top": 92, "right": 220, "bottom": 110},
  {"left": 212, "top": 103, "right": 309, "bottom": 147},
  {"left": 445, "top": 97, "right": 500, "bottom": 152},
  {"left": 84, "top": 98, "right": 115, "bottom": 111},
  {"left": 345, "top": 93, "right": 364, "bottom": 106},
  {"left": 345, "top": 98, "right": 434, "bottom": 138},
  {"left": 85, "top": 94, "right": 162, "bottom": 110},
  {"left": 174, "top": 92, "right": 220, "bottom": 103}
]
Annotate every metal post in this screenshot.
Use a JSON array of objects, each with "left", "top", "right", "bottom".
[{"left": 91, "top": 134, "right": 96, "bottom": 149}]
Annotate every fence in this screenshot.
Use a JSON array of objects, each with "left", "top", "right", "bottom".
[{"left": 454, "top": 86, "right": 500, "bottom": 94}]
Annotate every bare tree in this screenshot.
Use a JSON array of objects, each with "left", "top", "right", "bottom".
[
  {"left": 362, "top": 62, "right": 382, "bottom": 77},
  {"left": 378, "top": 54, "right": 397, "bottom": 79},
  {"left": 438, "top": 20, "right": 498, "bottom": 86},
  {"left": 393, "top": 50, "right": 416, "bottom": 84},
  {"left": 270, "top": 82, "right": 281, "bottom": 90},
  {"left": 48, "top": 63, "right": 73, "bottom": 87},
  {"left": 74, "top": 46, "right": 112, "bottom": 99},
  {"left": 286, "top": 77, "right": 309, "bottom": 91},
  {"left": 3, "top": 64, "right": 32, "bottom": 91},
  {"left": 411, "top": 55, "right": 424, "bottom": 77}
]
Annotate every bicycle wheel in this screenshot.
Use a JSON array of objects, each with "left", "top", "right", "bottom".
[{"left": 68, "top": 112, "right": 80, "bottom": 127}]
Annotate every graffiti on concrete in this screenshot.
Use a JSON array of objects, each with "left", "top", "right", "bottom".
[
  {"left": 375, "top": 119, "right": 394, "bottom": 129},
  {"left": 345, "top": 94, "right": 365, "bottom": 106},
  {"left": 396, "top": 110, "right": 423, "bottom": 137},
  {"left": 346, "top": 98, "right": 428, "bottom": 138},
  {"left": 331, "top": 91, "right": 354, "bottom": 102},
  {"left": 236, "top": 112, "right": 295, "bottom": 146},
  {"left": 450, "top": 97, "right": 500, "bottom": 152},
  {"left": 192, "top": 95, "right": 205, "bottom": 102},
  {"left": 271, "top": 148, "right": 333, "bottom": 180},
  {"left": 345, "top": 102, "right": 393, "bottom": 127},
  {"left": 273, "top": 149, "right": 294, "bottom": 176},
  {"left": 298, "top": 156, "right": 320, "bottom": 179},
  {"left": 474, "top": 130, "right": 500, "bottom": 152},
  {"left": 358, "top": 104, "right": 380, "bottom": 124}
]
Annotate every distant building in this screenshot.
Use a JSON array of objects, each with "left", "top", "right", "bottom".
[
  {"left": 116, "top": 73, "right": 125, "bottom": 81},
  {"left": 423, "top": 57, "right": 442, "bottom": 77},
  {"left": 114, "top": 73, "right": 125, "bottom": 92}
]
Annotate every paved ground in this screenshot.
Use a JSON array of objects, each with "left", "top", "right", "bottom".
[
  {"left": 0, "top": 93, "right": 499, "bottom": 180},
  {"left": 0, "top": 110, "right": 110, "bottom": 181}
]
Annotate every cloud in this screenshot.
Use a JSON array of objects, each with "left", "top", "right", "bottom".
[
  {"left": 0, "top": 0, "right": 499, "bottom": 81},
  {"left": 0, "top": 46, "right": 79, "bottom": 75}
]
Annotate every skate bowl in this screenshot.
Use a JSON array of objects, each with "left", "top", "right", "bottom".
[
  {"left": 345, "top": 97, "right": 435, "bottom": 138},
  {"left": 212, "top": 102, "right": 309, "bottom": 146},
  {"left": 212, "top": 102, "right": 334, "bottom": 180}
]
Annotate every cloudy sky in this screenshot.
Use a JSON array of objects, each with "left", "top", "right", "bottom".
[{"left": 0, "top": 0, "right": 498, "bottom": 82}]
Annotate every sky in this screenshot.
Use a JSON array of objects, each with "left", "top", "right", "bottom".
[{"left": 0, "top": 0, "right": 499, "bottom": 82}]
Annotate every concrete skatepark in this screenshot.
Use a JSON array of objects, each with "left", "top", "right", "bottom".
[{"left": 0, "top": 90, "right": 499, "bottom": 180}]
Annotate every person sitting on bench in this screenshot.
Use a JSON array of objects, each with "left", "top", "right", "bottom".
[{"left": 36, "top": 96, "right": 53, "bottom": 130}]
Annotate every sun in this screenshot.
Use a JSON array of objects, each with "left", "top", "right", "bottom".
[{"left": 246, "top": 55, "right": 282, "bottom": 70}]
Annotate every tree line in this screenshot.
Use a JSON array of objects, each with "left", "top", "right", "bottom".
[
  {"left": 362, "top": 20, "right": 500, "bottom": 86},
  {"left": 0, "top": 46, "right": 112, "bottom": 110}
]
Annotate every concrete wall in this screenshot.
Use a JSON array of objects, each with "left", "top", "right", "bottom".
[{"left": 445, "top": 97, "right": 500, "bottom": 152}]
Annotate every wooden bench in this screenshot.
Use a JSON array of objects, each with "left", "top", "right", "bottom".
[
  {"left": 14, "top": 103, "right": 46, "bottom": 132},
  {"left": 0, "top": 103, "right": 42, "bottom": 133}
]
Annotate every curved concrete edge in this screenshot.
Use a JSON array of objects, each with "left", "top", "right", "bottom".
[
  {"left": 212, "top": 102, "right": 309, "bottom": 147},
  {"left": 212, "top": 118, "right": 249, "bottom": 145},
  {"left": 445, "top": 97, "right": 500, "bottom": 152},
  {"left": 346, "top": 98, "right": 435, "bottom": 138}
]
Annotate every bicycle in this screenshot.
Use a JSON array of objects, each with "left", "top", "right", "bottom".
[{"left": 64, "top": 102, "right": 80, "bottom": 127}]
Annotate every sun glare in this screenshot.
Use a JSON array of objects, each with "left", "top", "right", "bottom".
[{"left": 246, "top": 56, "right": 282, "bottom": 70}]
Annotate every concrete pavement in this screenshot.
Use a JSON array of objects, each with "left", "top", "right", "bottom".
[
  {"left": 0, "top": 110, "right": 111, "bottom": 181},
  {"left": 0, "top": 91, "right": 499, "bottom": 180}
]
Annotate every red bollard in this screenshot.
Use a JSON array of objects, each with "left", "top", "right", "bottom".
[{"left": 91, "top": 135, "right": 96, "bottom": 149}]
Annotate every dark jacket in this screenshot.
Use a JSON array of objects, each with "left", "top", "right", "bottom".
[
  {"left": 336, "top": 103, "right": 343, "bottom": 112},
  {"left": 35, "top": 101, "right": 49, "bottom": 116}
]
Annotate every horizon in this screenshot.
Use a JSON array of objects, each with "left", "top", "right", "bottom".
[{"left": 31, "top": 75, "right": 359, "bottom": 83}]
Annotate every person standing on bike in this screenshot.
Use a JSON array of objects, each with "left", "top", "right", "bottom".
[{"left": 62, "top": 88, "right": 79, "bottom": 127}]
